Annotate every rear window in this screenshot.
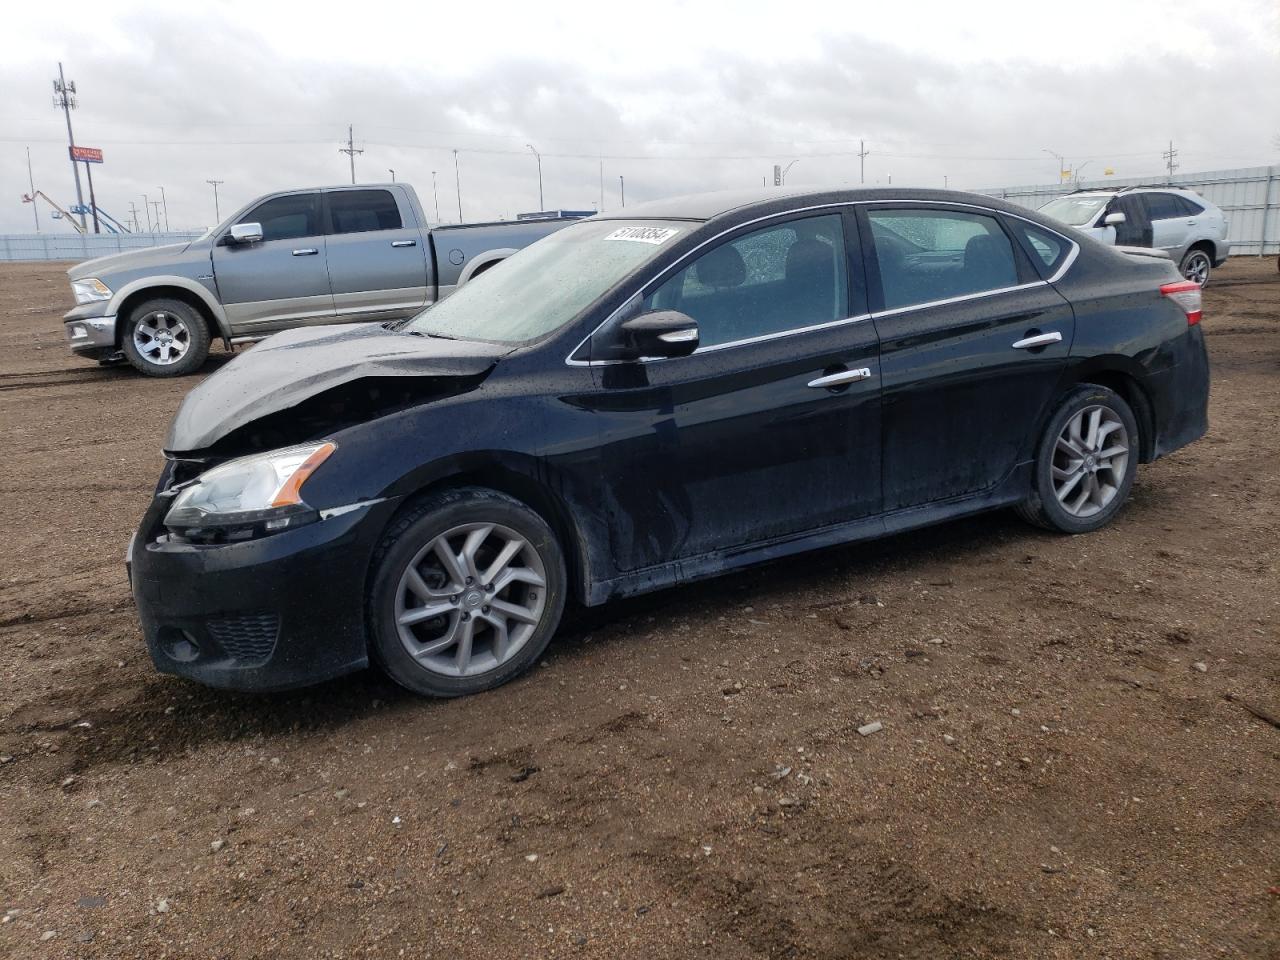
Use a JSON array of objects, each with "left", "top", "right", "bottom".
[
  {"left": 1039, "top": 195, "right": 1109, "bottom": 227},
  {"left": 327, "top": 190, "right": 403, "bottom": 234}
]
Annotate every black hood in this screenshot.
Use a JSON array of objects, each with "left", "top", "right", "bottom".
[{"left": 166, "top": 323, "right": 508, "bottom": 453}]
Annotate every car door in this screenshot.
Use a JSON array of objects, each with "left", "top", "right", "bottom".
[
  {"left": 211, "top": 192, "right": 335, "bottom": 333},
  {"left": 859, "top": 204, "right": 1075, "bottom": 512},
  {"left": 1107, "top": 193, "right": 1153, "bottom": 248},
  {"left": 587, "top": 211, "right": 883, "bottom": 572},
  {"left": 1144, "top": 193, "right": 1191, "bottom": 256},
  {"left": 323, "top": 188, "right": 431, "bottom": 323}
]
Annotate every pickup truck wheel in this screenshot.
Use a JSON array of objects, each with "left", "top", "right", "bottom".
[
  {"left": 121, "top": 298, "right": 210, "bottom": 377},
  {"left": 1179, "top": 248, "right": 1211, "bottom": 287},
  {"left": 1015, "top": 384, "right": 1139, "bottom": 534},
  {"left": 368, "top": 488, "right": 567, "bottom": 698}
]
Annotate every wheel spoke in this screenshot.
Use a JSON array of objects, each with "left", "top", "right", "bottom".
[
  {"left": 493, "top": 566, "right": 546, "bottom": 593},
  {"left": 460, "top": 525, "right": 493, "bottom": 580},
  {"left": 432, "top": 538, "right": 467, "bottom": 586},
  {"left": 1084, "top": 408, "right": 1102, "bottom": 449},
  {"left": 1056, "top": 469, "right": 1085, "bottom": 501},
  {"left": 1097, "top": 444, "right": 1127, "bottom": 459},
  {"left": 1056, "top": 436, "right": 1085, "bottom": 460},
  {"left": 489, "top": 597, "right": 538, "bottom": 624},
  {"left": 489, "top": 615, "right": 510, "bottom": 663},
  {"left": 398, "top": 599, "right": 455, "bottom": 626},
  {"left": 411, "top": 614, "right": 463, "bottom": 659},
  {"left": 454, "top": 617, "right": 476, "bottom": 672},
  {"left": 480, "top": 537, "right": 524, "bottom": 586}
]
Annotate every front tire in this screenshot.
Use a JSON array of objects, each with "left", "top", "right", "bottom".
[
  {"left": 1016, "top": 384, "right": 1139, "bottom": 534},
  {"left": 121, "top": 298, "right": 210, "bottom": 377},
  {"left": 367, "top": 488, "right": 567, "bottom": 698},
  {"left": 1179, "top": 247, "right": 1212, "bottom": 287}
]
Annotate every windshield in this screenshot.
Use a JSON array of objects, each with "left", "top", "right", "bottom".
[
  {"left": 404, "top": 219, "right": 689, "bottom": 343},
  {"left": 1039, "top": 195, "right": 1110, "bottom": 227}
]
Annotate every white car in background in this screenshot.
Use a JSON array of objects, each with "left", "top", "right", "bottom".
[{"left": 1039, "top": 187, "right": 1229, "bottom": 285}]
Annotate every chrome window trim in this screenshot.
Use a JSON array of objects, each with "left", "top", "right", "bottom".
[{"left": 563, "top": 198, "right": 1080, "bottom": 367}]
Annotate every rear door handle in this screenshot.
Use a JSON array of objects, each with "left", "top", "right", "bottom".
[
  {"left": 391, "top": 239, "right": 417, "bottom": 248},
  {"left": 292, "top": 248, "right": 319, "bottom": 256},
  {"left": 808, "top": 367, "right": 872, "bottom": 389},
  {"left": 1011, "top": 332, "right": 1063, "bottom": 350}
]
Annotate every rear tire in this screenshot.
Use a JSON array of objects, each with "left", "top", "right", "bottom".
[
  {"left": 367, "top": 487, "right": 567, "bottom": 698},
  {"left": 1179, "top": 247, "right": 1212, "bottom": 287},
  {"left": 1016, "top": 384, "right": 1139, "bottom": 534},
  {"left": 121, "top": 298, "right": 210, "bottom": 377}
]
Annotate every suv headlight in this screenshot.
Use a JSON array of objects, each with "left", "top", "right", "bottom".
[
  {"left": 71, "top": 278, "right": 112, "bottom": 304},
  {"left": 164, "top": 442, "right": 336, "bottom": 540}
]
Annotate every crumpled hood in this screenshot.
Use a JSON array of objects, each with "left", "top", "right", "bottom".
[
  {"left": 166, "top": 323, "right": 508, "bottom": 453},
  {"left": 67, "top": 242, "right": 195, "bottom": 280}
]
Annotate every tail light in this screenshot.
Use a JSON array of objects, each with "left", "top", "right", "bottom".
[{"left": 1160, "top": 279, "right": 1202, "bottom": 325}]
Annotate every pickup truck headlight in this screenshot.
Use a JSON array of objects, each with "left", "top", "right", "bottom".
[
  {"left": 164, "top": 442, "right": 336, "bottom": 540},
  {"left": 71, "top": 278, "right": 112, "bottom": 304}
]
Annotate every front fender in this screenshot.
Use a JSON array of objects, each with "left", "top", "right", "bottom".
[{"left": 109, "top": 275, "right": 232, "bottom": 340}]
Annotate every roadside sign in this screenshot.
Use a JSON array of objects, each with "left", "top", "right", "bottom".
[{"left": 69, "top": 146, "right": 104, "bottom": 164}]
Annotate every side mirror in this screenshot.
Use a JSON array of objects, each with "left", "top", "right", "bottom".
[
  {"left": 595, "top": 309, "right": 699, "bottom": 361},
  {"left": 228, "top": 222, "right": 264, "bottom": 244},
  {"left": 1103, "top": 212, "right": 1126, "bottom": 227}
]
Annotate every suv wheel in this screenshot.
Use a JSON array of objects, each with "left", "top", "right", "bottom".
[
  {"left": 1016, "top": 384, "right": 1139, "bottom": 534},
  {"left": 368, "top": 488, "right": 567, "bottom": 698},
  {"left": 1179, "top": 248, "right": 1212, "bottom": 287},
  {"left": 121, "top": 298, "right": 210, "bottom": 377}
]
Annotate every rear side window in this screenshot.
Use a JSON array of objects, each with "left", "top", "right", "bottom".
[
  {"left": 1142, "top": 193, "right": 1185, "bottom": 221},
  {"left": 239, "top": 194, "right": 320, "bottom": 242},
  {"left": 867, "top": 208, "right": 1019, "bottom": 310},
  {"left": 327, "top": 190, "right": 403, "bottom": 234},
  {"left": 643, "top": 214, "right": 848, "bottom": 348},
  {"left": 1175, "top": 195, "right": 1205, "bottom": 216},
  {"left": 1009, "top": 221, "right": 1069, "bottom": 275}
]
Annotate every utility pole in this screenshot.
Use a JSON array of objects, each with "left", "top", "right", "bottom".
[
  {"left": 599, "top": 159, "right": 604, "bottom": 212},
  {"left": 150, "top": 200, "right": 163, "bottom": 233},
  {"left": 158, "top": 186, "right": 169, "bottom": 231},
  {"left": 619, "top": 175, "right": 625, "bottom": 207},
  {"left": 944, "top": 175, "right": 949, "bottom": 189},
  {"left": 142, "top": 193, "right": 151, "bottom": 231},
  {"left": 431, "top": 170, "right": 440, "bottom": 222},
  {"left": 1043, "top": 148, "right": 1068, "bottom": 184},
  {"left": 26, "top": 148, "right": 39, "bottom": 231},
  {"left": 128, "top": 201, "right": 141, "bottom": 233},
  {"left": 206, "top": 180, "right": 224, "bottom": 222},
  {"left": 1162, "top": 140, "right": 1178, "bottom": 180},
  {"left": 453, "top": 149, "right": 462, "bottom": 222},
  {"left": 339, "top": 125, "right": 363, "bottom": 184},
  {"left": 85, "top": 162, "right": 101, "bottom": 233},
  {"left": 525, "top": 144, "right": 544, "bottom": 211},
  {"left": 857, "top": 140, "right": 870, "bottom": 185},
  {"left": 53, "top": 62, "right": 87, "bottom": 231}
]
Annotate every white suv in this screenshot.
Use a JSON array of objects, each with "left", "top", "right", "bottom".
[{"left": 1039, "top": 187, "right": 1229, "bottom": 285}]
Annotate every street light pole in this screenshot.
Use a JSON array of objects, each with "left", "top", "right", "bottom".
[
  {"left": 388, "top": 168, "right": 395, "bottom": 182},
  {"left": 526, "top": 144, "right": 543, "bottom": 211},
  {"left": 780, "top": 160, "right": 799, "bottom": 185},
  {"left": 453, "top": 149, "right": 463, "bottom": 222},
  {"left": 26, "top": 148, "right": 39, "bottom": 232},
  {"left": 1043, "top": 148, "right": 1067, "bottom": 184},
  {"left": 619, "top": 175, "right": 625, "bottom": 208},
  {"left": 158, "top": 186, "right": 169, "bottom": 231},
  {"left": 431, "top": 170, "right": 440, "bottom": 222}
]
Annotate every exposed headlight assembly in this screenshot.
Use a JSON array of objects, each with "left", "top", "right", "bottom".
[
  {"left": 71, "top": 277, "right": 112, "bottom": 304},
  {"left": 164, "top": 442, "right": 336, "bottom": 541}
]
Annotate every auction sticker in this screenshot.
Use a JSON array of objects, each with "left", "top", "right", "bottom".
[{"left": 605, "top": 226, "right": 679, "bottom": 245}]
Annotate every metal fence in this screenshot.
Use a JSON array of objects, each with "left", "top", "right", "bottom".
[
  {"left": 0, "top": 231, "right": 205, "bottom": 262},
  {"left": 978, "top": 166, "right": 1279, "bottom": 256}
]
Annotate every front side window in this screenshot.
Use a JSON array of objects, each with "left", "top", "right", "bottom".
[
  {"left": 239, "top": 194, "right": 320, "bottom": 242},
  {"left": 328, "top": 190, "right": 403, "bottom": 234},
  {"left": 643, "top": 214, "right": 848, "bottom": 348},
  {"left": 868, "top": 209, "right": 1019, "bottom": 310}
]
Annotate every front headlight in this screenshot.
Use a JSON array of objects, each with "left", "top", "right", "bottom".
[
  {"left": 164, "top": 441, "right": 336, "bottom": 540},
  {"left": 71, "top": 278, "right": 112, "bottom": 304}
]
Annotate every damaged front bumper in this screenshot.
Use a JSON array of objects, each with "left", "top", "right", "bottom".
[
  {"left": 63, "top": 303, "right": 118, "bottom": 359},
  {"left": 128, "top": 494, "right": 402, "bottom": 692}
]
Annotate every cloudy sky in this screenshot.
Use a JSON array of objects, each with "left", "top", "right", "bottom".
[{"left": 3, "top": 0, "right": 1277, "bottom": 233}]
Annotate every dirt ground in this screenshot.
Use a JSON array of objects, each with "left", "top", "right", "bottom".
[{"left": 0, "top": 257, "right": 1276, "bottom": 960}]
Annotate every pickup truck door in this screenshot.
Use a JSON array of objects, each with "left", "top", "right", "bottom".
[
  {"left": 323, "top": 188, "right": 432, "bottom": 323},
  {"left": 211, "top": 192, "right": 335, "bottom": 333}
]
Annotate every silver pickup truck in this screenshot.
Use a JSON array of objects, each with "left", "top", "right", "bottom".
[{"left": 62, "top": 183, "right": 580, "bottom": 376}]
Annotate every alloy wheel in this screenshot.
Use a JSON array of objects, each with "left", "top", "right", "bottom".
[
  {"left": 394, "top": 522, "right": 547, "bottom": 677},
  {"left": 132, "top": 311, "right": 191, "bottom": 365},
  {"left": 1051, "top": 404, "right": 1130, "bottom": 518},
  {"left": 1182, "top": 251, "right": 1210, "bottom": 286}
]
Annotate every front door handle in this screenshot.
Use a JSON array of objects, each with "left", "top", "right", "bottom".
[
  {"left": 808, "top": 367, "right": 872, "bottom": 389},
  {"left": 292, "top": 248, "right": 319, "bottom": 256},
  {"left": 1011, "top": 331, "right": 1063, "bottom": 350},
  {"left": 391, "top": 239, "right": 417, "bottom": 248}
]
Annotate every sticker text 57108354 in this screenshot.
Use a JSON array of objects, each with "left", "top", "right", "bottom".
[{"left": 605, "top": 226, "right": 680, "bottom": 245}]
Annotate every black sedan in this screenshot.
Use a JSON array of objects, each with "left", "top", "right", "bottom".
[{"left": 129, "top": 187, "right": 1209, "bottom": 697}]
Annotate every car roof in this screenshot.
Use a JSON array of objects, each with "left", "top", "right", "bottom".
[{"left": 593, "top": 186, "right": 1033, "bottom": 223}]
